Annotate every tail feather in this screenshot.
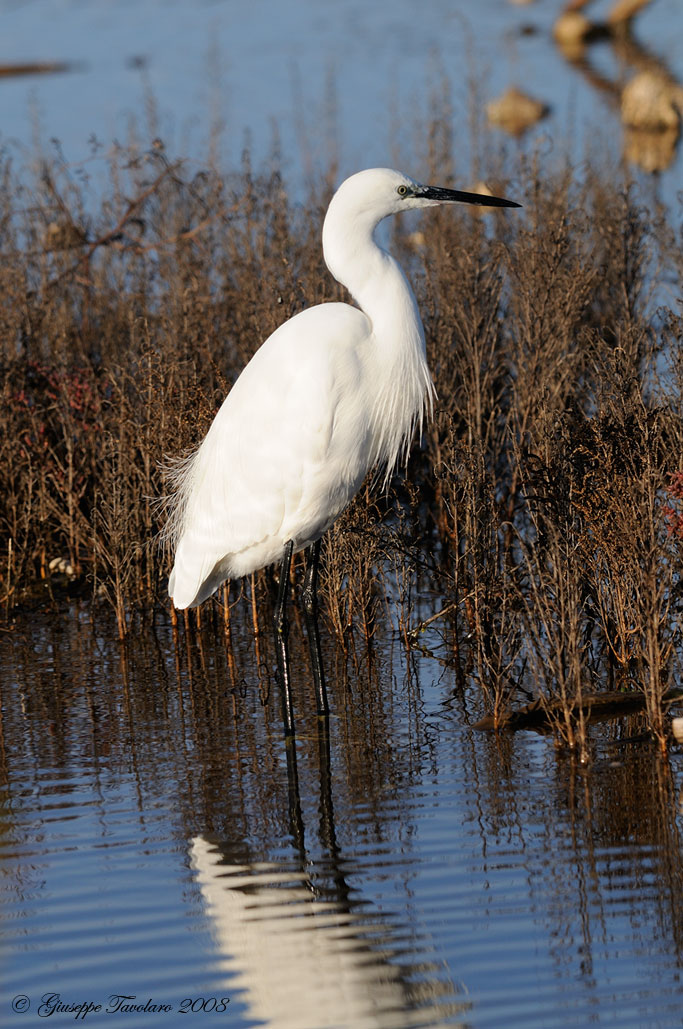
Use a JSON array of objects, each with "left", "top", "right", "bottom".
[{"left": 168, "top": 549, "right": 229, "bottom": 609}]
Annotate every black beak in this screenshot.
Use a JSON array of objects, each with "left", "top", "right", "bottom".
[{"left": 418, "top": 184, "right": 521, "bottom": 209}]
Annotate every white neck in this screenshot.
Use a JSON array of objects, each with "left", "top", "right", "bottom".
[{"left": 322, "top": 198, "right": 435, "bottom": 478}]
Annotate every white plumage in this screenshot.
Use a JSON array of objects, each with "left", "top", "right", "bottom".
[{"left": 166, "top": 167, "right": 519, "bottom": 612}]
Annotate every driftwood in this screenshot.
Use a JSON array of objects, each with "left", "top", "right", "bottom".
[
  {"left": 473, "top": 688, "right": 683, "bottom": 732},
  {"left": 0, "top": 62, "right": 74, "bottom": 78}
]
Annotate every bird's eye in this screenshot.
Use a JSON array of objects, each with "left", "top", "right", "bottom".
[{"left": 397, "top": 184, "right": 408, "bottom": 197}]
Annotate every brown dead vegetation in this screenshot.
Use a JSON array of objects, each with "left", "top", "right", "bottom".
[{"left": 0, "top": 127, "right": 681, "bottom": 754}]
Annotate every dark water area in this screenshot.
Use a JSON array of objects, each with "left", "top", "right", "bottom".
[{"left": 2, "top": 605, "right": 683, "bottom": 1027}]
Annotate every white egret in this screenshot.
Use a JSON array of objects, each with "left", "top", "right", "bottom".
[{"left": 166, "top": 167, "right": 520, "bottom": 732}]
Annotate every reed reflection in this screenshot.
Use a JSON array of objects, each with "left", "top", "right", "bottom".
[
  {"left": 462, "top": 724, "right": 683, "bottom": 986},
  {"left": 549, "top": 739, "right": 683, "bottom": 966}
]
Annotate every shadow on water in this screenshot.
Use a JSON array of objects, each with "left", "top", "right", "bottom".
[{"left": 2, "top": 607, "right": 683, "bottom": 1025}]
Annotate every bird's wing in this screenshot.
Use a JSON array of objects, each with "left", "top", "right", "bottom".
[{"left": 169, "top": 302, "right": 372, "bottom": 607}]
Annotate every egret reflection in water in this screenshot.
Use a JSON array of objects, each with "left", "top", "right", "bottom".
[
  {"left": 189, "top": 727, "right": 465, "bottom": 1028},
  {"left": 190, "top": 836, "right": 465, "bottom": 1029}
]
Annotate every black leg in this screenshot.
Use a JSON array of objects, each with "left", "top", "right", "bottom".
[
  {"left": 284, "top": 730, "right": 305, "bottom": 857},
  {"left": 302, "top": 538, "right": 329, "bottom": 717},
  {"left": 274, "top": 540, "right": 295, "bottom": 736}
]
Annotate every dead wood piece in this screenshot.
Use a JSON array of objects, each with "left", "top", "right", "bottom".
[{"left": 473, "top": 688, "right": 683, "bottom": 732}]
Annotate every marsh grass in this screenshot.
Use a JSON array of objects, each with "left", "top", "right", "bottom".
[{"left": 1, "top": 126, "right": 682, "bottom": 753}]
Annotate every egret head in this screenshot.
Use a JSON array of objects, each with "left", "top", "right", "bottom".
[
  {"left": 329, "top": 167, "right": 520, "bottom": 224},
  {"left": 322, "top": 167, "right": 520, "bottom": 308}
]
